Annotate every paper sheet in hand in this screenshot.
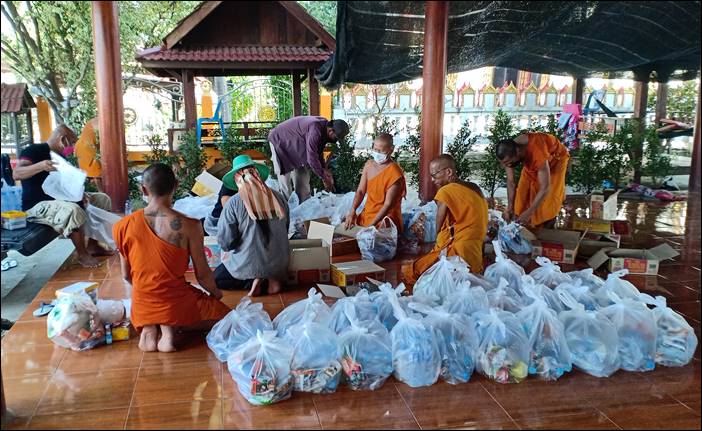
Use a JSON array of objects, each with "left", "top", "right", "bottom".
[{"left": 42, "top": 152, "right": 87, "bottom": 202}]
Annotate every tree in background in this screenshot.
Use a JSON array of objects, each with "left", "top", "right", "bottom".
[
  {"left": 641, "top": 126, "right": 673, "bottom": 186},
  {"left": 476, "top": 109, "right": 515, "bottom": 203},
  {"left": 647, "top": 80, "right": 698, "bottom": 122},
  {"left": 444, "top": 120, "right": 478, "bottom": 181},
  {"left": 567, "top": 123, "right": 609, "bottom": 193},
  {"left": 298, "top": 1, "right": 336, "bottom": 34}
]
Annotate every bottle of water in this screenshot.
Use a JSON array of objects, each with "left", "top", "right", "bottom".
[
  {"left": 124, "top": 199, "right": 132, "bottom": 215},
  {"left": 1, "top": 179, "right": 21, "bottom": 212}
]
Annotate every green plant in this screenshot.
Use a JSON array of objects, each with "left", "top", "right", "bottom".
[
  {"left": 476, "top": 109, "right": 515, "bottom": 201},
  {"left": 398, "top": 117, "right": 421, "bottom": 188},
  {"left": 175, "top": 131, "right": 208, "bottom": 199},
  {"left": 648, "top": 80, "right": 697, "bottom": 122},
  {"left": 567, "top": 123, "right": 609, "bottom": 193},
  {"left": 600, "top": 119, "right": 641, "bottom": 189},
  {"left": 144, "top": 134, "right": 178, "bottom": 166},
  {"left": 328, "top": 134, "right": 366, "bottom": 194},
  {"left": 642, "top": 125, "right": 673, "bottom": 186},
  {"left": 445, "top": 120, "right": 478, "bottom": 181}
]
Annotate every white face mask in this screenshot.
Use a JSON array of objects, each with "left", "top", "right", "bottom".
[{"left": 371, "top": 150, "right": 389, "bottom": 164}]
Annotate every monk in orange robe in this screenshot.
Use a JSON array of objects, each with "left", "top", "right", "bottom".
[
  {"left": 403, "top": 155, "right": 488, "bottom": 286},
  {"left": 497, "top": 132, "right": 570, "bottom": 228},
  {"left": 75, "top": 117, "right": 103, "bottom": 192},
  {"left": 344, "top": 133, "right": 406, "bottom": 232},
  {"left": 113, "top": 163, "right": 229, "bottom": 353}
]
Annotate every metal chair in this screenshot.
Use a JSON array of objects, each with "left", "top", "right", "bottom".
[{"left": 196, "top": 99, "right": 226, "bottom": 145}]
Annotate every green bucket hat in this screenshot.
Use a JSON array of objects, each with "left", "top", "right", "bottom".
[{"left": 221, "top": 154, "right": 270, "bottom": 191}]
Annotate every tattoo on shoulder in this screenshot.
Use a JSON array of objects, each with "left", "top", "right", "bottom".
[
  {"left": 170, "top": 216, "right": 183, "bottom": 231},
  {"left": 145, "top": 209, "right": 163, "bottom": 217}
]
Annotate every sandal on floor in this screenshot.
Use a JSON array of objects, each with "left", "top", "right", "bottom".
[
  {"left": 33, "top": 301, "right": 55, "bottom": 317},
  {"left": 1, "top": 259, "right": 18, "bottom": 271}
]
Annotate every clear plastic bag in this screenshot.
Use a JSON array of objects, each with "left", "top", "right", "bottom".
[
  {"left": 484, "top": 240, "right": 525, "bottom": 292},
  {"left": 356, "top": 217, "right": 398, "bottom": 263},
  {"left": 47, "top": 293, "right": 105, "bottom": 351},
  {"left": 567, "top": 268, "right": 605, "bottom": 294},
  {"left": 639, "top": 294, "right": 698, "bottom": 367},
  {"left": 96, "top": 299, "right": 126, "bottom": 324},
  {"left": 413, "top": 253, "right": 468, "bottom": 304},
  {"left": 473, "top": 308, "right": 530, "bottom": 384},
  {"left": 370, "top": 283, "right": 407, "bottom": 331},
  {"left": 381, "top": 284, "right": 441, "bottom": 387},
  {"left": 443, "top": 281, "right": 490, "bottom": 317},
  {"left": 554, "top": 278, "right": 599, "bottom": 311},
  {"left": 41, "top": 152, "right": 86, "bottom": 202},
  {"left": 283, "top": 317, "right": 342, "bottom": 394},
  {"left": 558, "top": 289, "right": 620, "bottom": 377},
  {"left": 529, "top": 257, "right": 572, "bottom": 289},
  {"left": 328, "top": 289, "right": 377, "bottom": 334},
  {"left": 83, "top": 204, "right": 121, "bottom": 250},
  {"left": 487, "top": 278, "right": 524, "bottom": 313},
  {"left": 408, "top": 302, "right": 478, "bottom": 384},
  {"left": 520, "top": 275, "right": 565, "bottom": 314},
  {"left": 173, "top": 194, "right": 218, "bottom": 220},
  {"left": 207, "top": 297, "right": 274, "bottom": 362},
  {"left": 273, "top": 288, "right": 331, "bottom": 337},
  {"left": 516, "top": 286, "right": 572, "bottom": 381},
  {"left": 594, "top": 269, "right": 641, "bottom": 308},
  {"left": 338, "top": 304, "right": 393, "bottom": 391},
  {"left": 227, "top": 330, "right": 293, "bottom": 405},
  {"left": 600, "top": 292, "right": 657, "bottom": 372},
  {"left": 498, "top": 222, "right": 533, "bottom": 255}
]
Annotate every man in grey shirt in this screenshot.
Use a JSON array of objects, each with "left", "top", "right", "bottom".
[{"left": 268, "top": 116, "right": 350, "bottom": 203}]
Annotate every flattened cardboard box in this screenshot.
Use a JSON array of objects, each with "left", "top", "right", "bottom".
[
  {"left": 578, "top": 232, "right": 621, "bottom": 257},
  {"left": 587, "top": 243, "right": 679, "bottom": 275},
  {"left": 191, "top": 170, "right": 223, "bottom": 197},
  {"left": 307, "top": 220, "right": 362, "bottom": 257},
  {"left": 288, "top": 239, "right": 331, "bottom": 285},
  {"left": 529, "top": 229, "right": 585, "bottom": 264},
  {"left": 331, "top": 260, "right": 386, "bottom": 287}
]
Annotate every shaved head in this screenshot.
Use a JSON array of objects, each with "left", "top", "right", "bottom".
[
  {"left": 47, "top": 124, "right": 77, "bottom": 152},
  {"left": 373, "top": 133, "right": 394, "bottom": 151},
  {"left": 431, "top": 154, "right": 456, "bottom": 171},
  {"left": 143, "top": 163, "right": 177, "bottom": 197}
]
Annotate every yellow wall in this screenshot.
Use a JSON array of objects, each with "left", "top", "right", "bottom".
[
  {"left": 320, "top": 93, "right": 332, "bottom": 119},
  {"left": 36, "top": 96, "right": 52, "bottom": 141}
]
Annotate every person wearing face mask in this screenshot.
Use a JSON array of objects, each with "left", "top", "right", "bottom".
[
  {"left": 12, "top": 125, "right": 114, "bottom": 267},
  {"left": 268, "top": 116, "right": 350, "bottom": 203},
  {"left": 344, "top": 133, "right": 406, "bottom": 232},
  {"left": 496, "top": 132, "right": 569, "bottom": 228},
  {"left": 403, "top": 154, "right": 488, "bottom": 285}
]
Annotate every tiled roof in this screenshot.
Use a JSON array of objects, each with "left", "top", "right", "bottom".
[
  {"left": 1, "top": 83, "right": 35, "bottom": 113},
  {"left": 137, "top": 45, "right": 331, "bottom": 63}
]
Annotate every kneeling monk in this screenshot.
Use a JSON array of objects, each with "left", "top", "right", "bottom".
[
  {"left": 344, "top": 133, "right": 406, "bottom": 231},
  {"left": 497, "top": 132, "right": 569, "bottom": 228},
  {"left": 113, "top": 163, "right": 230, "bottom": 353},
  {"left": 403, "top": 155, "right": 488, "bottom": 285}
]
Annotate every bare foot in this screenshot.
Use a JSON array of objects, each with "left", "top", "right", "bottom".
[
  {"left": 157, "top": 325, "right": 177, "bottom": 352},
  {"left": 268, "top": 278, "right": 282, "bottom": 295},
  {"left": 88, "top": 244, "right": 116, "bottom": 257},
  {"left": 248, "top": 278, "right": 264, "bottom": 297},
  {"left": 77, "top": 253, "right": 100, "bottom": 268},
  {"left": 139, "top": 325, "right": 158, "bottom": 352}
]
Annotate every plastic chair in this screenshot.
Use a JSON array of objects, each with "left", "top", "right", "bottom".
[{"left": 196, "top": 100, "right": 226, "bottom": 146}]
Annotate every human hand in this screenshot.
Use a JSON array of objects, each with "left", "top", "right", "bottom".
[
  {"left": 344, "top": 212, "right": 356, "bottom": 229},
  {"left": 503, "top": 208, "right": 514, "bottom": 222},
  {"left": 516, "top": 211, "right": 532, "bottom": 226},
  {"left": 41, "top": 160, "right": 57, "bottom": 172}
]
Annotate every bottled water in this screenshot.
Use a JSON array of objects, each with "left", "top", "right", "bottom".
[
  {"left": 1, "top": 179, "right": 22, "bottom": 212},
  {"left": 124, "top": 199, "right": 132, "bottom": 215}
]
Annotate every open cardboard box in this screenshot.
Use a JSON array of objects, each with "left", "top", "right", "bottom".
[
  {"left": 307, "top": 218, "right": 362, "bottom": 257},
  {"left": 527, "top": 228, "right": 585, "bottom": 264},
  {"left": 579, "top": 232, "right": 622, "bottom": 257},
  {"left": 191, "top": 170, "right": 223, "bottom": 197},
  {"left": 288, "top": 239, "right": 331, "bottom": 285},
  {"left": 589, "top": 191, "right": 620, "bottom": 220},
  {"left": 330, "top": 260, "right": 386, "bottom": 287},
  {"left": 587, "top": 243, "right": 679, "bottom": 275}
]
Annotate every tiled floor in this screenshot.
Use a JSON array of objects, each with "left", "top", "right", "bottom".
[{"left": 2, "top": 195, "right": 700, "bottom": 430}]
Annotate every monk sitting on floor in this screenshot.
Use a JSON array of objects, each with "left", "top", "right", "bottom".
[
  {"left": 113, "top": 163, "right": 230, "bottom": 353},
  {"left": 497, "top": 132, "right": 570, "bottom": 228},
  {"left": 403, "top": 154, "right": 488, "bottom": 285},
  {"left": 343, "top": 133, "right": 406, "bottom": 231}
]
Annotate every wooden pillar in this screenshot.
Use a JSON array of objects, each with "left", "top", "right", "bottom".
[
  {"left": 91, "top": 1, "right": 128, "bottom": 212},
  {"left": 308, "top": 68, "right": 320, "bottom": 116},
  {"left": 632, "top": 70, "right": 650, "bottom": 183},
  {"left": 419, "top": 1, "right": 449, "bottom": 203},
  {"left": 182, "top": 70, "right": 197, "bottom": 129},
  {"left": 655, "top": 82, "right": 668, "bottom": 125},
  {"left": 572, "top": 77, "right": 584, "bottom": 105},
  {"left": 690, "top": 79, "right": 701, "bottom": 193},
  {"left": 292, "top": 72, "right": 302, "bottom": 117}
]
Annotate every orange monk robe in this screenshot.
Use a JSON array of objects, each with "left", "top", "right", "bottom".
[
  {"left": 515, "top": 133, "right": 570, "bottom": 226},
  {"left": 75, "top": 122, "right": 102, "bottom": 178},
  {"left": 356, "top": 162, "right": 406, "bottom": 232},
  {"left": 113, "top": 210, "right": 230, "bottom": 330},
  {"left": 403, "top": 182, "right": 488, "bottom": 285}
]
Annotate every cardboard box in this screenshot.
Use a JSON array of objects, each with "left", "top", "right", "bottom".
[
  {"left": 188, "top": 236, "right": 222, "bottom": 272},
  {"left": 191, "top": 170, "right": 223, "bottom": 196},
  {"left": 530, "top": 229, "right": 585, "bottom": 264},
  {"left": 307, "top": 220, "right": 362, "bottom": 257},
  {"left": 587, "top": 243, "right": 679, "bottom": 275},
  {"left": 288, "top": 239, "right": 331, "bottom": 285},
  {"left": 572, "top": 217, "right": 612, "bottom": 234},
  {"left": 330, "top": 260, "right": 386, "bottom": 287},
  {"left": 579, "top": 232, "right": 621, "bottom": 257},
  {"left": 56, "top": 281, "right": 99, "bottom": 303},
  {"left": 590, "top": 191, "right": 619, "bottom": 220}
]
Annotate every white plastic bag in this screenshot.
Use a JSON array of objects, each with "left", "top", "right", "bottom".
[
  {"left": 227, "top": 330, "right": 293, "bottom": 405},
  {"left": 413, "top": 253, "right": 468, "bottom": 304},
  {"left": 520, "top": 275, "right": 566, "bottom": 314},
  {"left": 42, "top": 152, "right": 86, "bottom": 202},
  {"left": 484, "top": 240, "right": 525, "bottom": 292},
  {"left": 273, "top": 288, "right": 331, "bottom": 337},
  {"left": 96, "top": 299, "right": 126, "bottom": 324},
  {"left": 498, "top": 222, "right": 533, "bottom": 255},
  {"left": 338, "top": 304, "right": 393, "bottom": 391},
  {"left": 356, "top": 216, "right": 398, "bottom": 263},
  {"left": 382, "top": 284, "right": 441, "bottom": 387},
  {"left": 554, "top": 278, "right": 599, "bottom": 311},
  {"left": 328, "top": 289, "right": 377, "bottom": 334},
  {"left": 529, "top": 257, "right": 572, "bottom": 289},
  {"left": 370, "top": 283, "right": 407, "bottom": 331},
  {"left": 83, "top": 204, "right": 121, "bottom": 249},
  {"left": 567, "top": 268, "right": 605, "bottom": 294},
  {"left": 473, "top": 308, "right": 530, "bottom": 384},
  {"left": 639, "top": 293, "right": 698, "bottom": 367},
  {"left": 600, "top": 291, "right": 657, "bottom": 372},
  {"left": 443, "top": 282, "right": 490, "bottom": 317},
  {"left": 408, "top": 302, "right": 478, "bottom": 384},
  {"left": 594, "top": 270, "right": 642, "bottom": 308},
  {"left": 487, "top": 278, "right": 524, "bottom": 313},
  {"left": 207, "top": 297, "right": 273, "bottom": 362},
  {"left": 557, "top": 290, "right": 620, "bottom": 377},
  {"left": 173, "top": 194, "right": 217, "bottom": 220},
  {"left": 47, "top": 293, "right": 105, "bottom": 351},
  {"left": 283, "top": 317, "right": 342, "bottom": 394}
]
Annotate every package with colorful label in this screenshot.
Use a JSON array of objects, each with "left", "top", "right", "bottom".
[
  {"left": 287, "top": 239, "right": 331, "bottom": 285},
  {"left": 587, "top": 243, "right": 679, "bottom": 275},
  {"left": 331, "top": 260, "right": 386, "bottom": 287},
  {"left": 187, "top": 236, "right": 222, "bottom": 272}
]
